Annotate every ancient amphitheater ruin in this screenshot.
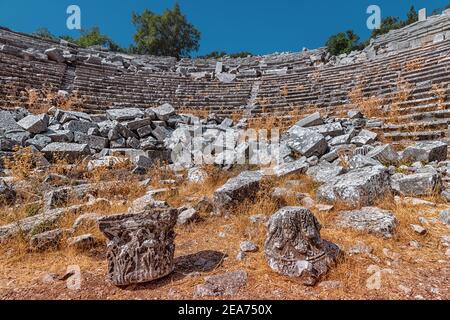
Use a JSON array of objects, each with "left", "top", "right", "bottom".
[{"left": 0, "top": 10, "right": 449, "bottom": 300}]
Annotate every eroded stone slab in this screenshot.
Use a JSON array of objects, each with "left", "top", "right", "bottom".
[
  {"left": 287, "top": 127, "right": 328, "bottom": 158},
  {"left": 391, "top": 170, "right": 441, "bottom": 196},
  {"left": 402, "top": 141, "right": 448, "bottom": 163},
  {"left": 41, "top": 142, "right": 90, "bottom": 161},
  {"left": 306, "top": 161, "right": 343, "bottom": 183},
  {"left": 316, "top": 166, "right": 391, "bottom": 207},
  {"left": 213, "top": 171, "right": 263, "bottom": 215},
  {"left": 337, "top": 207, "right": 397, "bottom": 238}
]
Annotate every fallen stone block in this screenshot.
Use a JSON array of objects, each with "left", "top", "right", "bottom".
[
  {"left": 411, "top": 224, "right": 427, "bottom": 236},
  {"left": 391, "top": 170, "right": 441, "bottom": 196},
  {"left": 46, "top": 130, "right": 74, "bottom": 143},
  {"left": 0, "top": 110, "right": 23, "bottom": 132},
  {"left": 87, "top": 156, "right": 125, "bottom": 171},
  {"left": 98, "top": 209, "right": 178, "bottom": 286},
  {"left": 402, "top": 141, "right": 448, "bottom": 163},
  {"left": 63, "top": 120, "right": 98, "bottom": 134},
  {"left": 152, "top": 103, "right": 176, "bottom": 121},
  {"left": 367, "top": 144, "right": 399, "bottom": 165},
  {"left": 74, "top": 132, "right": 108, "bottom": 151},
  {"left": 351, "top": 129, "right": 377, "bottom": 146},
  {"left": 106, "top": 108, "right": 144, "bottom": 121},
  {"left": 440, "top": 210, "right": 450, "bottom": 225},
  {"left": 17, "top": 114, "right": 49, "bottom": 134},
  {"left": 0, "top": 205, "right": 85, "bottom": 242},
  {"left": 29, "top": 229, "right": 63, "bottom": 252},
  {"left": 306, "top": 161, "right": 343, "bottom": 183},
  {"left": 310, "top": 122, "right": 344, "bottom": 137},
  {"left": 293, "top": 112, "right": 323, "bottom": 128},
  {"left": 41, "top": 143, "right": 90, "bottom": 161},
  {"left": 329, "top": 133, "right": 352, "bottom": 146},
  {"left": 240, "top": 241, "right": 258, "bottom": 253},
  {"left": 177, "top": 208, "right": 199, "bottom": 225},
  {"left": 213, "top": 171, "right": 263, "bottom": 215},
  {"left": 130, "top": 192, "right": 169, "bottom": 213},
  {"left": 68, "top": 234, "right": 96, "bottom": 251},
  {"left": 317, "top": 166, "right": 391, "bottom": 207},
  {"left": 336, "top": 207, "right": 397, "bottom": 238},
  {"left": 349, "top": 154, "right": 382, "bottom": 169},
  {"left": 25, "top": 134, "right": 52, "bottom": 150},
  {"left": 270, "top": 158, "right": 309, "bottom": 177},
  {"left": 265, "top": 207, "right": 342, "bottom": 286},
  {"left": 152, "top": 126, "right": 172, "bottom": 141},
  {"left": 287, "top": 127, "right": 328, "bottom": 158},
  {"left": 126, "top": 118, "right": 152, "bottom": 131}
]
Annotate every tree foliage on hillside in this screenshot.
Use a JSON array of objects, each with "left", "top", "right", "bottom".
[
  {"left": 61, "top": 27, "right": 123, "bottom": 51},
  {"left": 33, "top": 27, "right": 123, "bottom": 52},
  {"left": 131, "top": 3, "right": 201, "bottom": 58},
  {"left": 326, "top": 6, "right": 421, "bottom": 56},
  {"left": 325, "top": 30, "right": 364, "bottom": 56}
]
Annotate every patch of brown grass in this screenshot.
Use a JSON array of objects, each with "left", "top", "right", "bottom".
[
  {"left": 404, "top": 58, "right": 424, "bottom": 72},
  {"left": 349, "top": 85, "right": 384, "bottom": 118}
]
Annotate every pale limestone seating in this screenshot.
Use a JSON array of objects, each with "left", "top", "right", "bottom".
[{"left": 1, "top": 15, "right": 449, "bottom": 142}]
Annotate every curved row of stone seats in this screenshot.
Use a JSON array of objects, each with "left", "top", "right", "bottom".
[
  {"left": 70, "top": 62, "right": 253, "bottom": 112},
  {"left": 176, "top": 48, "right": 326, "bottom": 75},
  {"left": 0, "top": 27, "right": 178, "bottom": 72},
  {"left": 0, "top": 12, "right": 449, "bottom": 142},
  {"left": 175, "top": 11, "right": 450, "bottom": 75},
  {"left": 370, "top": 10, "right": 450, "bottom": 55},
  {"left": 0, "top": 27, "right": 70, "bottom": 51},
  {"left": 257, "top": 40, "right": 450, "bottom": 100},
  {"left": 0, "top": 51, "right": 66, "bottom": 107},
  {"left": 246, "top": 39, "right": 450, "bottom": 141}
]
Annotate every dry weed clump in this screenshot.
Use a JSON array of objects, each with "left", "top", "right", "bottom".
[
  {"left": 177, "top": 107, "right": 210, "bottom": 119},
  {"left": 387, "top": 78, "right": 413, "bottom": 124},
  {"left": 18, "top": 85, "right": 84, "bottom": 114},
  {"left": 404, "top": 58, "right": 424, "bottom": 72},
  {"left": 432, "top": 83, "right": 448, "bottom": 108},
  {"left": 349, "top": 85, "right": 384, "bottom": 118},
  {"left": 248, "top": 105, "right": 321, "bottom": 132},
  {"left": 3, "top": 146, "right": 35, "bottom": 180}
]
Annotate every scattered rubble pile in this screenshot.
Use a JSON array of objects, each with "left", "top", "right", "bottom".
[{"left": 1, "top": 107, "right": 450, "bottom": 291}]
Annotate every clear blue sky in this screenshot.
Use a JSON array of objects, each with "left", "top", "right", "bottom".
[{"left": 0, "top": 0, "right": 448, "bottom": 56}]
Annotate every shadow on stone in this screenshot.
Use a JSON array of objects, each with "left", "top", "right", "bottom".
[{"left": 125, "top": 250, "right": 226, "bottom": 291}]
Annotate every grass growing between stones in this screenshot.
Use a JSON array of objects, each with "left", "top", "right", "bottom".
[{"left": 1, "top": 135, "right": 449, "bottom": 300}]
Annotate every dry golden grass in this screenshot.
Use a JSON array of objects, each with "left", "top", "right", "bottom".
[
  {"left": 177, "top": 107, "right": 210, "bottom": 119},
  {"left": 280, "top": 85, "right": 289, "bottom": 97},
  {"left": 432, "top": 83, "right": 448, "bottom": 108},
  {"left": 349, "top": 85, "right": 385, "bottom": 118},
  {"left": 1, "top": 160, "right": 449, "bottom": 299},
  {"left": 1, "top": 84, "right": 85, "bottom": 114},
  {"left": 404, "top": 58, "right": 424, "bottom": 72}
]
